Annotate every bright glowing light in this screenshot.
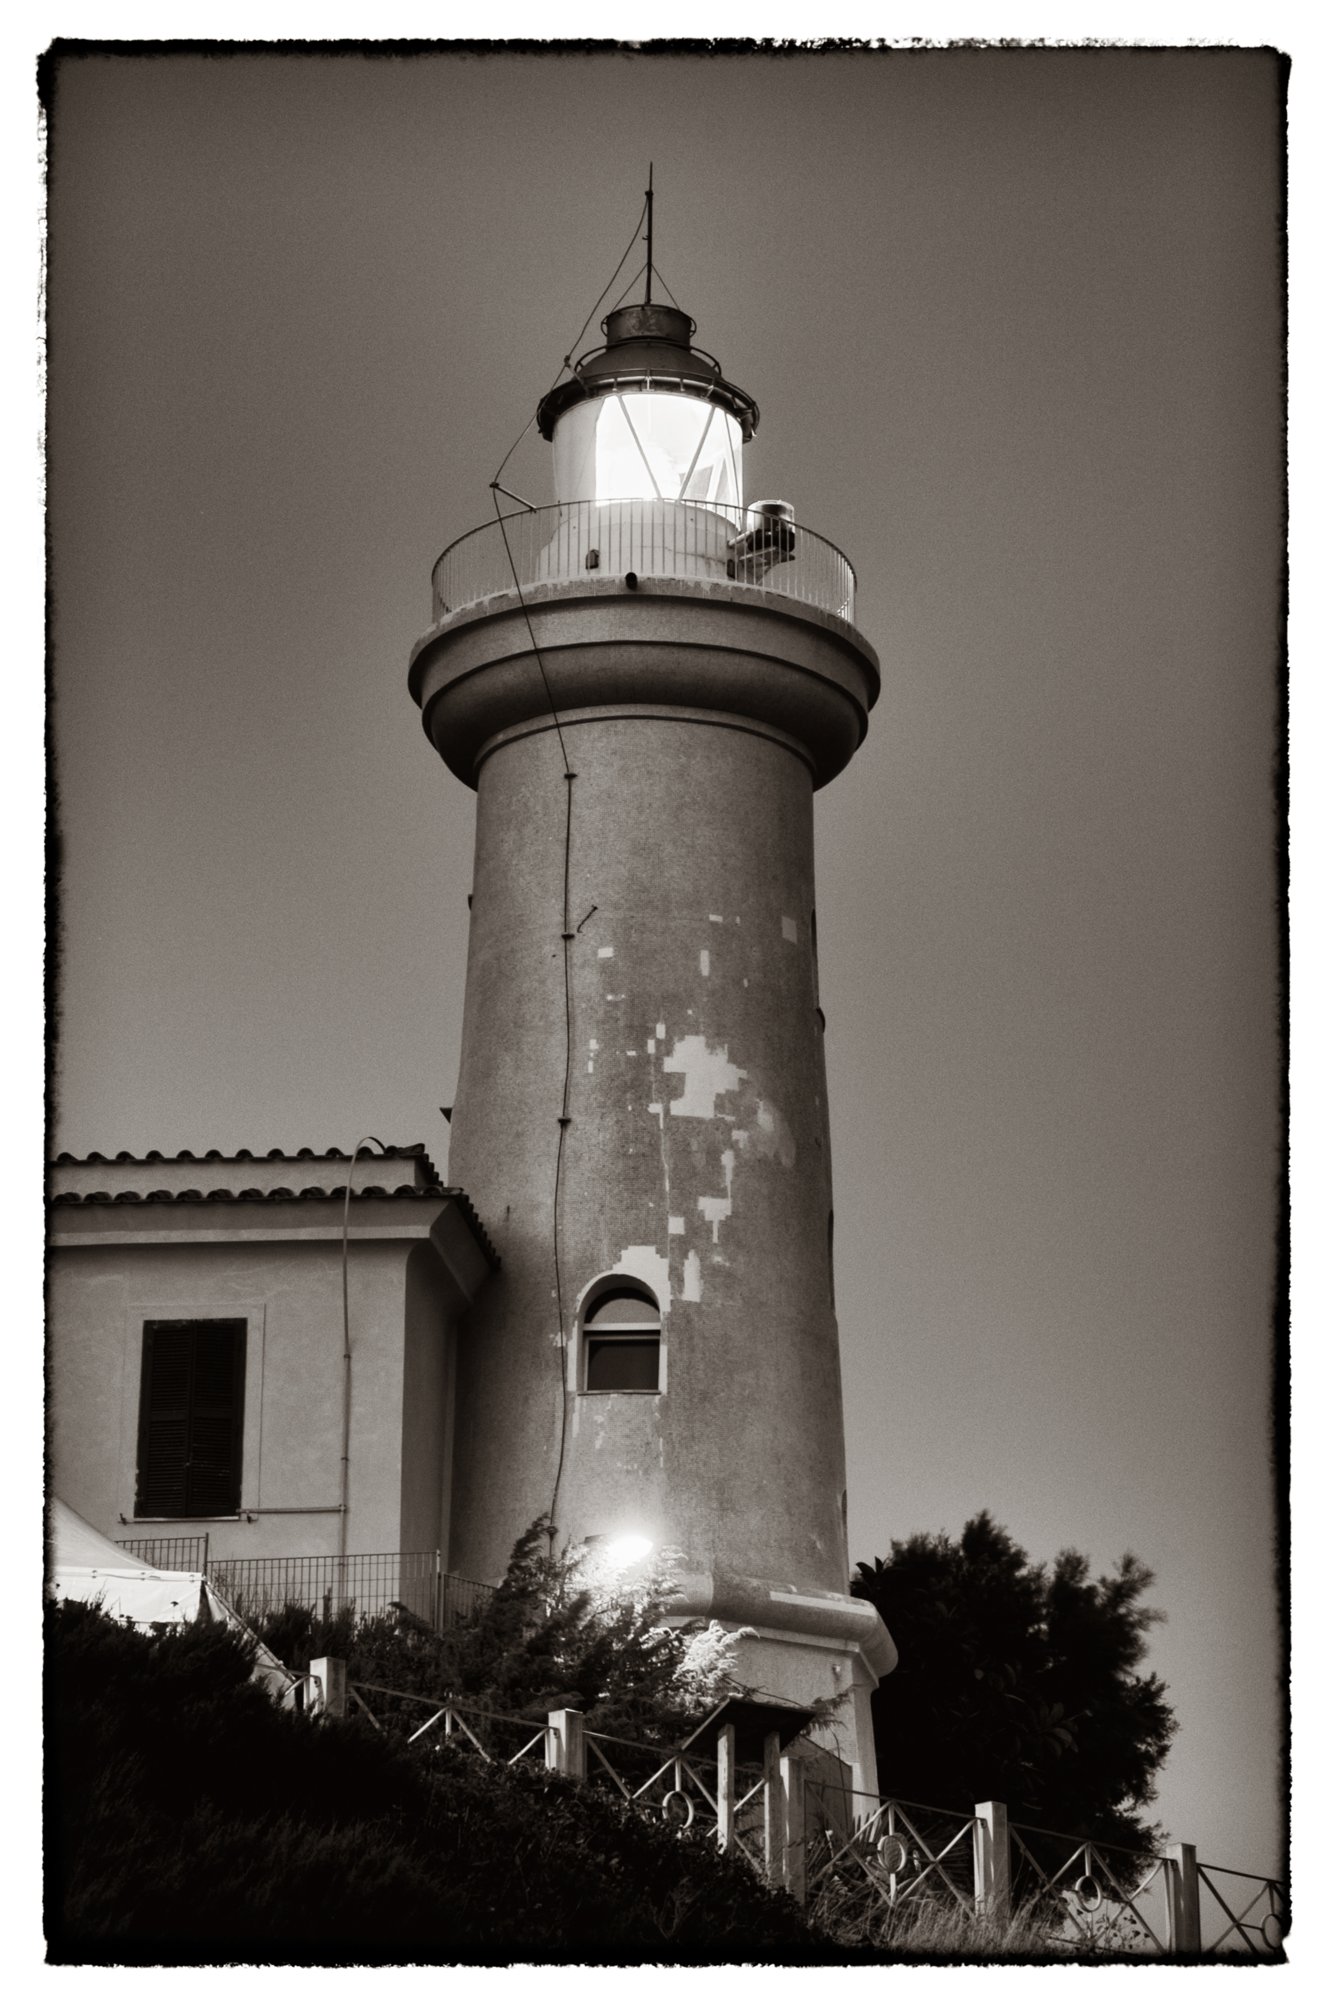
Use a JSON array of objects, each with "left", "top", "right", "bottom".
[
  {"left": 551, "top": 395, "right": 742, "bottom": 509},
  {"left": 603, "top": 1533, "right": 653, "bottom": 1569}
]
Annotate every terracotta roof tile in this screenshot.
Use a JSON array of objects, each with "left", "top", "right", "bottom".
[
  {"left": 54, "top": 1142, "right": 441, "bottom": 1179},
  {"left": 49, "top": 1178, "right": 497, "bottom": 1265}
]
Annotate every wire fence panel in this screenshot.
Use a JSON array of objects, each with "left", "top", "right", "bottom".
[
  {"left": 115, "top": 1533, "right": 210, "bottom": 1571},
  {"left": 204, "top": 1550, "right": 494, "bottom": 1633},
  {"left": 431, "top": 499, "right": 858, "bottom": 626},
  {"left": 1195, "top": 1862, "right": 1286, "bottom": 1956}
]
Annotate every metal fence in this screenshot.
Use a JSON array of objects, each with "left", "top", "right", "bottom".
[
  {"left": 583, "top": 1726, "right": 726, "bottom": 1838},
  {"left": 303, "top": 1673, "right": 1288, "bottom": 1959},
  {"left": 430, "top": 499, "right": 857, "bottom": 627},
  {"left": 339, "top": 1687, "right": 787, "bottom": 1885},
  {"left": 204, "top": 1550, "right": 494, "bottom": 1633},
  {"left": 1196, "top": 1860, "right": 1287, "bottom": 1956},
  {"left": 805, "top": 1787, "right": 985, "bottom": 1945},
  {"left": 346, "top": 1684, "right": 551, "bottom": 1767},
  {"left": 115, "top": 1533, "right": 210, "bottom": 1570},
  {"left": 798, "top": 1786, "right": 1284, "bottom": 1958},
  {"left": 1009, "top": 1818, "right": 1172, "bottom": 1954}
]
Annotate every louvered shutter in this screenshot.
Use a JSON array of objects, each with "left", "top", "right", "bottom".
[
  {"left": 136, "top": 1320, "right": 246, "bottom": 1518},
  {"left": 186, "top": 1322, "right": 246, "bottom": 1515}
]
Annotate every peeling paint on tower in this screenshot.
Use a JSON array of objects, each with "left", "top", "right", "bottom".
[{"left": 662, "top": 1035, "right": 746, "bottom": 1119}]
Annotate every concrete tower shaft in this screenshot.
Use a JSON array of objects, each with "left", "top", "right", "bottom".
[{"left": 410, "top": 572, "right": 894, "bottom": 1787}]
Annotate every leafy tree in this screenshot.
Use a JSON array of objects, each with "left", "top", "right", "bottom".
[
  {"left": 851, "top": 1512, "right": 1176, "bottom": 1857},
  {"left": 253, "top": 1515, "right": 751, "bottom": 1746}
]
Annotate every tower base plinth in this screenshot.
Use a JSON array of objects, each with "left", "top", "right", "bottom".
[{"left": 671, "top": 1568, "right": 895, "bottom": 1802}]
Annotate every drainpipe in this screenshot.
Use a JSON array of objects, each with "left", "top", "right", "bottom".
[{"left": 339, "top": 1137, "right": 385, "bottom": 1598}]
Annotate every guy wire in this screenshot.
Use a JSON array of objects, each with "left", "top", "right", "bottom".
[
  {"left": 491, "top": 196, "right": 648, "bottom": 492},
  {"left": 649, "top": 261, "right": 682, "bottom": 311},
  {"left": 606, "top": 261, "right": 649, "bottom": 317}
]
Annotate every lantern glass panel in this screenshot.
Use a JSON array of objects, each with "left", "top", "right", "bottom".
[{"left": 552, "top": 395, "right": 742, "bottom": 510}]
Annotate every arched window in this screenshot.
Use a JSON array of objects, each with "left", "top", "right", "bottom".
[{"left": 582, "top": 1284, "right": 661, "bottom": 1394}]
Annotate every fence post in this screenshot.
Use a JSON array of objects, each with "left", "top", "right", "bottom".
[
  {"left": 546, "top": 1708, "right": 586, "bottom": 1780},
  {"left": 1164, "top": 1842, "right": 1201, "bottom": 1955},
  {"left": 781, "top": 1747, "right": 807, "bottom": 1905},
  {"left": 716, "top": 1721, "right": 737, "bottom": 1852},
  {"left": 309, "top": 1656, "right": 347, "bottom": 1719},
  {"left": 762, "top": 1729, "right": 784, "bottom": 1886},
  {"left": 973, "top": 1800, "right": 1011, "bottom": 1926}
]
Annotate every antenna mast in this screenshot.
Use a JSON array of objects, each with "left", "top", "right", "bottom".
[{"left": 645, "top": 164, "right": 654, "bottom": 306}]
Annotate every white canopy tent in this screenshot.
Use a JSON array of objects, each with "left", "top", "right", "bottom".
[{"left": 48, "top": 1497, "right": 299, "bottom": 1703}]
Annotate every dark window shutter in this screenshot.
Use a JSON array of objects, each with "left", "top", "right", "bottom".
[
  {"left": 136, "top": 1320, "right": 246, "bottom": 1519},
  {"left": 137, "top": 1325, "right": 191, "bottom": 1517}
]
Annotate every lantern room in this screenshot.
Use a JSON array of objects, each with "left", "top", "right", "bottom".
[
  {"left": 536, "top": 302, "right": 758, "bottom": 511},
  {"left": 423, "top": 191, "right": 854, "bottom": 625}
]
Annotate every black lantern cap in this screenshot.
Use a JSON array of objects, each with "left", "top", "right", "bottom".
[{"left": 537, "top": 300, "right": 760, "bottom": 443}]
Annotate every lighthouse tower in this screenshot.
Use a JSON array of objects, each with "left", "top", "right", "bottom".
[{"left": 408, "top": 251, "right": 894, "bottom": 1792}]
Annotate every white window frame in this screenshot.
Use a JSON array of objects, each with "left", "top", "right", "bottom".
[{"left": 578, "top": 1280, "right": 664, "bottom": 1396}]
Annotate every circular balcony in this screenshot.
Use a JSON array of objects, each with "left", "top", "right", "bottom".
[{"left": 430, "top": 499, "right": 857, "bottom": 630}]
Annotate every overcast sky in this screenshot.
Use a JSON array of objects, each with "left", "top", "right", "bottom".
[{"left": 45, "top": 46, "right": 1284, "bottom": 1879}]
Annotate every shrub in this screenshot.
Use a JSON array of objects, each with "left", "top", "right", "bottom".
[
  {"left": 44, "top": 1598, "right": 827, "bottom": 1964},
  {"left": 249, "top": 1515, "right": 753, "bottom": 1746}
]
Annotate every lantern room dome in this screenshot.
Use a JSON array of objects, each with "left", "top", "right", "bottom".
[{"left": 536, "top": 301, "right": 760, "bottom": 443}]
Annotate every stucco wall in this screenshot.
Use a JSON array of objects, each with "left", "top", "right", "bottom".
[{"left": 47, "top": 1222, "right": 461, "bottom": 1562}]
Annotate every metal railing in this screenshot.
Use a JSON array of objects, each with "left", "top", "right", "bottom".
[
  {"left": 204, "top": 1549, "right": 494, "bottom": 1633},
  {"left": 800, "top": 1786, "right": 1285, "bottom": 1958},
  {"left": 300, "top": 1673, "right": 1288, "bottom": 1958},
  {"left": 1196, "top": 1860, "right": 1287, "bottom": 1955},
  {"left": 116, "top": 1532, "right": 210, "bottom": 1570},
  {"left": 346, "top": 1684, "right": 550, "bottom": 1766},
  {"left": 430, "top": 499, "right": 857, "bottom": 627},
  {"left": 805, "top": 1788, "right": 985, "bottom": 1941},
  {"left": 1008, "top": 1819, "right": 1171, "bottom": 1954},
  {"left": 583, "top": 1726, "right": 725, "bottom": 1837}
]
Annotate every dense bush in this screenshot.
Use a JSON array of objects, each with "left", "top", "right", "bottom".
[
  {"left": 45, "top": 1598, "right": 830, "bottom": 1965},
  {"left": 249, "top": 1516, "right": 751, "bottom": 1746}
]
